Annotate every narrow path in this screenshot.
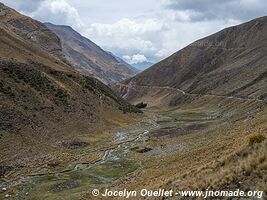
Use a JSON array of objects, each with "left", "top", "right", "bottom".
[{"left": 118, "top": 83, "right": 265, "bottom": 103}]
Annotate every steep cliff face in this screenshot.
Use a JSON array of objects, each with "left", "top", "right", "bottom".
[
  {"left": 120, "top": 16, "right": 267, "bottom": 103},
  {"left": 45, "top": 23, "right": 139, "bottom": 85}
]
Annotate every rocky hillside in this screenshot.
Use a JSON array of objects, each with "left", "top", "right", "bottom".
[
  {"left": 0, "top": 3, "right": 66, "bottom": 61},
  {"left": 44, "top": 23, "right": 139, "bottom": 85},
  {"left": 118, "top": 16, "right": 267, "bottom": 103},
  {"left": 0, "top": 3, "right": 139, "bottom": 168}
]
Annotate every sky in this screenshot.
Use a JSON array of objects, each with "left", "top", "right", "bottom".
[{"left": 2, "top": 0, "right": 267, "bottom": 69}]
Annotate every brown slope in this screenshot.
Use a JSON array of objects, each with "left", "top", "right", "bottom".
[
  {"left": 44, "top": 23, "right": 139, "bottom": 85},
  {"left": 0, "top": 3, "right": 66, "bottom": 61},
  {"left": 0, "top": 4, "right": 139, "bottom": 168},
  {"left": 120, "top": 16, "right": 267, "bottom": 103}
]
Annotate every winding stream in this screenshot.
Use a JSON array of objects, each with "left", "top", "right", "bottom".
[
  {"left": 74, "top": 129, "right": 149, "bottom": 171},
  {"left": 0, "top": 128, "right": 151, "bottom": 200}
]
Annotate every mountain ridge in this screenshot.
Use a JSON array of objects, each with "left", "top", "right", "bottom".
[
  {"left": 0, "top": 3, "right": 66, "bottom": 62},
  {"left": 44, "top": 22, "right": 139, "bottom": 84},
  {"left": 118, "top": 15, "right": 267, "bottom": 104}
]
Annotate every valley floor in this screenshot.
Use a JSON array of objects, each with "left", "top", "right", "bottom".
[{"left": 1, "top": 96, "right": 266, "bottom": 200}]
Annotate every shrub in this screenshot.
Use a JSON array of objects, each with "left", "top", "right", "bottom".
[
  {"left": 135, "top": 102, "right": 147, "bottom": 109},
  {"left": 248, "top": 134, "right": 266, "bottom": 145}
]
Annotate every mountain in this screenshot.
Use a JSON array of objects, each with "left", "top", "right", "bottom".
[
  {"left": 107, "top": 51, "right": 140, "bottom": 73},
  {"left": 44, "top": 23, "right": 138, "bottom": 85},
  {"left": 111, "top": 16, "right": 267, "bottom": 196},
  {"left": 118, "top": 16, "right": 267, "bottom": 104},
  {"left": 1, "top": 4, "right": 266, "bottom": 199},
  {"left": 0, "top": 3, "right": 139, "bottom": 169}
]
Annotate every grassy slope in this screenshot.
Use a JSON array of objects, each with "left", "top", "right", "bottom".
[
  {"left": 0, "top": 3, "right": 65, "bottom": 61},
  {"left": 80, "top": 95, "right": 266, "bottom": 200},
  {"left": 0, "top": 10, "right": 140, "bottom": 179},
  {"left": 109, "top": 18, "right": 267, "bottom": 196}
]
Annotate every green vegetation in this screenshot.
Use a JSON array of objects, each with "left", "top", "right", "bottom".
[
  {"left": 135, "top": 102, "right": 147, "bottom": 109},
  {"left": 22, "top": 159, "right": 138, "bottom": 200},
  {"left": 0, "top": 80, "right": 14, "bottom": 97},
  {"left": 167, "top": 111, "right": 208, "bottom": 122},
  {"left": 2, "top": 61, "right": 53, "bottom": 92},
  {"left": 78, "top": 75, "right": 141, "bottom": 113},
  {"left": 88, "top": 160, "right": 138, "bottom": 179},
  {"left": 1, "top": 61, "right": 70, "bottom": 104},
  {"left": 248, "top": 134, "right": 266, "bottom": 145}
]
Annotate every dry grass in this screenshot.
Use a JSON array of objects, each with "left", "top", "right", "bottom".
[
  {"left": 81, "top": 97, "right": 267, "bottom": 200},
  {"left": 169, "top": 140, "right": 266, "bottom": 192}
]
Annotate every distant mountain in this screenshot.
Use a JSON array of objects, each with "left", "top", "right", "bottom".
[
  {"left": 132, "top": 61, "right": 154, "bottom": 71},
  {"left": 118, "top": 16, "right": 267, "bottom": 103},
  {"left": 44, "top": 23, "right": 138, "bottom": 85},
  {"left": 107, "top": 51, "right": 140, "bottom": 73}
]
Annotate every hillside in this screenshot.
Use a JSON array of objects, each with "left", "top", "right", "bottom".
[
  {"left": 44, "top": 23, "right": 138, "bottom": 85},
  {"left": 0, "top": 3, "right": 66, "bottom": 61},
  {"left": 1, "top": 3, "right": 266, "bottom": 200},
  {"left": 0, "top": 3, "right": 139, "bottom": 177},
  {"left": 118, "top": 16, "right": 267, "bottom": 105},
  {"left": 109, "top": 17, "right": 267, "bottom": 199}
]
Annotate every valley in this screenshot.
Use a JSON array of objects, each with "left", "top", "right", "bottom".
[
  {"left": 1, "top": 93, "right": 266, "bottom": 199},
  {"left": 0, "top": 2, "right": 267, "bottom": 200}
]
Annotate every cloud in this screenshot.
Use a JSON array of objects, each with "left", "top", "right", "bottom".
[
  {"left": 84, "top": 18, "right": 164, "bottom": 62},
  {"left": 31, "top": 0, "right": 84, "bottom": 28},
  {"left": 123, "top": 54, "right": 148, "bottom": 64},
  {"left": 155, "top": 49, "right": 169, "bottom": 58},
  {"left": 3, "top": 0, "right": 267, "bottom": 67},
  {"left": 85, "top": 18, "right": 162, "bottom": 42},
  {"left": 163, "top": 0, "right": 267, "bottom": 21},
  {"left": 83, "top": 12, "right": 239, "bottom": 64},
  {"left": 81, "top": 1, "right": 252, "bottom": 64},
  {"left": 1, "top": 0, "right": 43, "bottom": 13},
  {"left": 2, "top": 0, "right": 84, "bottom": 29}
]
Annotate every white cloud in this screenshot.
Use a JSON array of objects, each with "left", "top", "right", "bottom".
[
  {"left": 3, "top": 0, "right": 266, "bottom": 68},
  {"left": 84, "top": 18, "right": 164, "bottom": 62},
  {"left": 86, "top": 18, "right": 162, "bottom": 36},
  {"left": 123, "top": 54, "right": 147, "bottom": 64},
  {"left": 163, "top": 0, "right": 267, "bottom": 22},
  {"left": 83, "top": 12, "right": 240, "bottom": 64},
  {"left": 155, "top": 49, "right": 169, "bottom": 58},
  {"left": 28, "top": 0, "right": 84, "bottom": 29}
]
